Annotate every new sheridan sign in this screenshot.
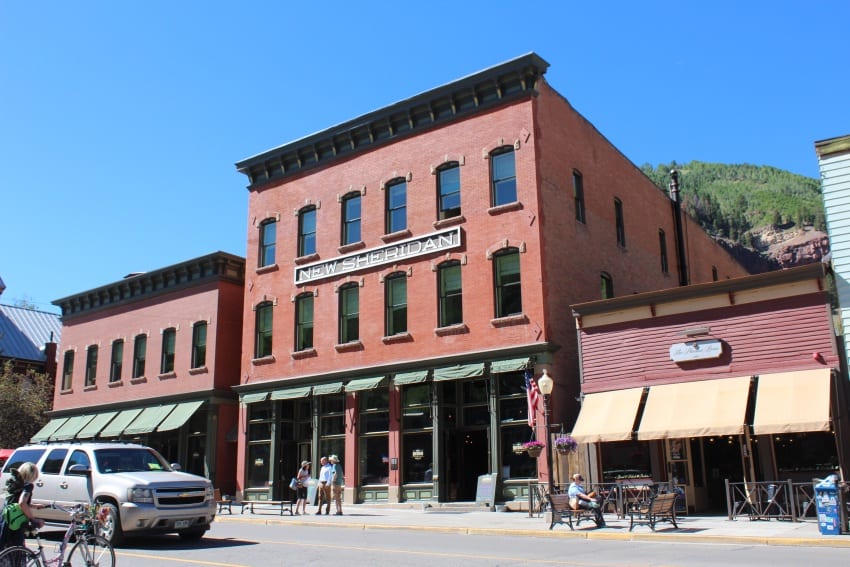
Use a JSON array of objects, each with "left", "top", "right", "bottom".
[{"left": 295, "top": 226, "right": 462, "bottom": 284}]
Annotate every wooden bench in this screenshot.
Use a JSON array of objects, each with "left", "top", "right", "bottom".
[
  {"left": 214, "top": 488, "right": 244, "bottom": 514},
  {"left": 628, "top": 491, "right": 678, "bottom": 531},
  {"left": 547, "top": 493, "right": 604, "bottom": 530},
  {"left": 241, "top": 498, "right": 294, "bottom": 516}
]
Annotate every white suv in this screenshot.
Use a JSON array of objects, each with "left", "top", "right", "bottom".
[{"left": 1, "top": 442, "right": 216, "bottom": 545}]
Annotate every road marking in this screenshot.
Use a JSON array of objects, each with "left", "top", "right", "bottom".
[{"left": 116, "top": 550, "right": 250, "bottom": 567}]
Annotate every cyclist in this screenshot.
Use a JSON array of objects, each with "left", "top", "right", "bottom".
[{"left": 1, "top": 462, "right": 47, "bottom": 549}]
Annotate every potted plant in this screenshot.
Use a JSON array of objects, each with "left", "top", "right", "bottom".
[
  {"left": 554, "top": 435, "right": 578, "bottom": 455},
  {"left": 523, "top": 440, "right": 545, "bottom": 458}
]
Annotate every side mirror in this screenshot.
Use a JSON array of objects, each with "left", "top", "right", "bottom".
[
  {"left": 68, "top": 464, "right": 91, "bottom": 476},
  {"left": 170, "top": 463, "right": 182, "bottom": 471}
]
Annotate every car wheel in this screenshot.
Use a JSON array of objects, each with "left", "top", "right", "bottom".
[
  {"left": 178, "top": 526, "right": 206, "bottom": 541},
  {"left": 97, "top": 502, "right": 125, "bottom": 547}
]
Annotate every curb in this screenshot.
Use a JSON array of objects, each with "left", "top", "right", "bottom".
[{"left": 215, "top": 515, "right": 850, "bottom": 548}]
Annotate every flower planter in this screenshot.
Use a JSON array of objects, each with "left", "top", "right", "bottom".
[
  {"left": 556, "top": 446, "right": 571, "bottom": 456},
  {"left": 526, "top": 446, "right": 543, "bottom": 458}
]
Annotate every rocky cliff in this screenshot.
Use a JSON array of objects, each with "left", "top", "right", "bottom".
[{"left": 717, "top": 226, "right": 830, "bottom": 275}]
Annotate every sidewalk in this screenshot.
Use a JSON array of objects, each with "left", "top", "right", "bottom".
[{"left": 215, "top": 503, "right": 850, "bottom": 548}]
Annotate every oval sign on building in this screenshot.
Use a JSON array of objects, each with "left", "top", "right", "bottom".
[{"left": 669, "top": 339, "right": 723, "bottom": 362}]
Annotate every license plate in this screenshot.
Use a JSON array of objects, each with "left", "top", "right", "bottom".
[{"left": 174, "top": 520, "right": 191, "bottom": 529}]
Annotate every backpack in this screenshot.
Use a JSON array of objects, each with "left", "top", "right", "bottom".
[{"left": 1, "top": 504, "right": 25, "bottom": 531}]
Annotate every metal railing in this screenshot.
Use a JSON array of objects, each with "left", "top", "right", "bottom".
[
  {"left": 528, "top": 480, "right": 684, "bottom": 519},
  {"left": 725, "top": 479, "right": 816, "bottom": 521}
]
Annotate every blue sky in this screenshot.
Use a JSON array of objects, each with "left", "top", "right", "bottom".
[{"left": 1, "top": 1, "right": 848, "bottom": 313}]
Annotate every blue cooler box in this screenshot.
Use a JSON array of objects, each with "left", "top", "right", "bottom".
[{"left": 814, "top": 478, "right": 841, "bottom": 535}]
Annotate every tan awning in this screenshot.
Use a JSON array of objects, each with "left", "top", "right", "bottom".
[
  {"left": 570, "top": 388, "right": 644, "bottom": 443},
  {"left": 753, "top": 369, "right": 832, "bottom": 435},
  {"left": 637, "top": 376, "right": 751, "bottom": 440}
]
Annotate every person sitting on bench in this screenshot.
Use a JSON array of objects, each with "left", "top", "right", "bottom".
[{"left": 568, "top": 473, "right": 605, "bottom": 527}]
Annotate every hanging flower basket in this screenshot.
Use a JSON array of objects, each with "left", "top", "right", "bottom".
[
  {"left": 554, "top": 435, "right": 578, "bottom": 455},
  {"left": 523, "top": 440, "right": 545, "bottom": 458}
]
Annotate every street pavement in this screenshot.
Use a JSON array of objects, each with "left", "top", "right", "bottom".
[{"left": 215, "top": 502, "right": 850, "bottom": 548}]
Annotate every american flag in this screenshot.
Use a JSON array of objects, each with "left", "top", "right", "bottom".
[{"left": 525, "top": 369, "right": 540, "bottom": 428}]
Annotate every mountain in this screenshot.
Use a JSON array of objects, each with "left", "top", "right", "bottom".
[{"left": 640, "top": 161, "right": 828, "bottom": 273}]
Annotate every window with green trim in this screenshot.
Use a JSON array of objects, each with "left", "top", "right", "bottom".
[
  {"left": 386, "top": 178, "right": 407, "bottom": 234},
  {"left": 132, "top": 334, "right": 146, "bottom": 378},
  {"left": 192, "top": 321, "right": 207, "bottom": 368},
  {"left": 160, "top": 328, "right": 176, "bottom": 373},
  {"left": 437, "top": 261, "right": 463, "bottom": 327},
  {"left": 338, "top": 283, "right": 359, "bottom": 343},
  {"left": 61, "top": 350, "right": 74, "bottom": 390},
  {"left": 298, "top": 206, "right": 316, "bottom": 257},
  {"left": 295, "top": 294, "right": 314, "bottom": 351},
  {"left": 437, "top": 162, "right": 461, "bottom": 220},
  {"left": 493, "top": 248, "right": 522, "bottom": 317},
  {"left": 259, "top": 219, "right": 276, "bottom": 267},
  {"left": 385, "top": 272, "right": 407, "bottom": 336},
  {"left": 85, "top": 345, "right": 98, "bottom": 387},
  {"left": 342, "top": 193, "right": 361, "bottom": 245},
  {"left": 254, "top": 302, "right": 273, "bottom": 358},
  {"left": 109, "top": 339, "right": 123, "bottom": 383},
  {"left": 490, "top": 147, "right": 517, "bottom": 206}
]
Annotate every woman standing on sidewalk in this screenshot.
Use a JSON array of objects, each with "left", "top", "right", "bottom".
[{"left": 294, "top": 461, "right": 311, "bottom": 515}]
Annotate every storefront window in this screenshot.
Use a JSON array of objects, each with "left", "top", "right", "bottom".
[
  {"left": 359, "top": 388, "right": 389, "bottom": 486},
  {"left": 247, "top": 401, "right": 272, "bottom": 489},
  {"left": 403, "top": 432, "right": 432, "bottom": 483},
  {"left": 402, "top": 384, "right": 433, "bottom": 484},
  {"left": 319, "top": 393, "right": 345, "bottom": 464},
  {"left": 497, "top": 371, "right": 535, "bottom": 479},
  {"left": 774, "top": 432, "right": 838, "bottom": 480},
  {"left": 601, "top": 440, "right": 651, "bottom": 483}
]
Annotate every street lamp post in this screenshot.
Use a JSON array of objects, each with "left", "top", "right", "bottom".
[{"left": 537, "top": 369, "right": 554, "bottom": 497}]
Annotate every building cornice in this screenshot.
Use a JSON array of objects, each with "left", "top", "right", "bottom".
[
  {"left": 52, "top": 251, "right": 245, "bottom": 320},
  {"left": 234, "top": 52, "right": 550, "bottom": 190}
]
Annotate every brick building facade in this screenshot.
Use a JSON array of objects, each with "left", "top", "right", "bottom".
[{"left": 232, "top": 53, "right": 749, "bottom": 505}]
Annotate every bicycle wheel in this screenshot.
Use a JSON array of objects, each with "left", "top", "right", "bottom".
[
  {"left": 67, "top": 535, "right": 115, "bottom": 567},
  {"left": 0, "top": 546, "right": 42, "bottom": 567}
]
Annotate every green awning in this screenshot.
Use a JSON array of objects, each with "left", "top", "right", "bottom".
[
  {"left": 393, "top": 370, "right": 429, "bottom": 385},
  {"left": 31, "top": 417, "right": 69, "bottom": 443},
  {"left": 270, "top": 387, "right": 312, "bottom": 400},
  {"left": 345, "top": 376, "right": 387, "bottom": 391},
  {"left": 99, "top": 408, "right": 143, "bottom": 438},
  {"left": 240, "top": 392, "right": 269, "bottom": 404},
  {"left": 77, "top": 412, "right": 119, "bottom": 439},
  {"left": 157, "top": 400, "right": 204, "bottom": 432},
  {"left": 489, "top": 357, "right": 531, "bottom": 374},
  {"left": 50, "top": 414, "right": 95, "bottom": 441},
  {"left": 312, "top": 382, "right": 344, "bottom": 395},
  {"left": 433, "top": 362, "right": 485, "bottom": 382},
  {"left": 124, "top": 404, "right": 177, "bottom": 436}
]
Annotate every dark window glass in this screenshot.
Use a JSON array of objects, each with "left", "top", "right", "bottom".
[
  {"left": 132, "top": 334, "right": 146, "bottom": 378},
  {"left": 255, "top": 303, "right": 273, "bottom": 358},
  {"left": 62, "top": 350, "right": 74, "bottom": 390},
  {"left": 110, "top": 339, "right": 123, "bottom": 383},
  {"left": 259, "top": 219, "right": 276, "bottom": 267},
  {"left": 338, "top": 284, "right": 359, "bottom": 344},
  {"left": 659, "top": 229, "right": 669, "bottom": 274},
  {"left": 573, "top": 170, "right": 586, "bottom": 223},
  {"left": 385, "top": 272, "right": 407, "bottom": 336},
  {"left": 712, "top": 266, "right": 719, "bottom": 281},
  {"left": 601, "top": 272, "right": 614, "bottom": 299},
  {"left": 295, "top": 294, "right": 314, "bottom": 351},
  {"left": 359, "top": 435, "right": 389, "bottom": 485},
  {"left": 85, "top": 345, "right": 98, "bottom": 387},
  {"left": 494, "top": 248, "right": 522, "bottom": 317},
  {"left": 386, "top": 179, "right": 407, "bottom": 234},
  {"left": 161, "top": 328, "right": 176, "bottom": 373},
  {"left": 438, "top": 163, "right": 461, "bottom": 219},
  {"left": 192, "top": 321, "right": 207, "bottom": 368},
  {"left": 615, "top": 198, "right": 626, "bottom": 246},
  {"left": 298, "top": 207, "right": 317, "bottom": 256},
  {"left": 402, "top": 432, "right": 433, "bottom": 483},
  {"left": 42, "top": 449, "right": 68, "bottom": 475},
  {"left": 342, "top": 194, "right": 361, "bottom": 245},
  {"left": 499, "top": 371, "right": 536, "bottom": 478},
  {"left": 491, "top": 147, "right": 517, "bottom": 206},
  {"left": 437, "top": 261, "right": 463, "bottom": 327}
]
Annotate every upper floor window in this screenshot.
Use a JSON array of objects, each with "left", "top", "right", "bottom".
[
  {"left": 493, "top": 248, "right": 522, "bottom": 317},
  {"left": 338, "top": 283, "right": 360, "bottom": 344},
  {"left": 192, "top": 321, "right": 207, "bottom": 368},
  {"left": 385, "top": 272, "right": 408, "bottom": 336},
  {"left": 712, "top": 266, "right": 719, "bottom": 281},
  {"left": 437, "top": 261, "right": 463, "bottom": 327},
  {"left": 437, "top": 163, "right": 461, "bottom": 219},
  {"left": 298, "top": 206, "right": 317, "bottom": 257},
  {"left": 61, "top": 350, "right": 74, "bottom": 390},
  {"left": 109, "top": 339, "right": 123, "bottom": 383},
  {"left": 573, "top": 170, "right": 586, "bottom": 223},
  {"left": 85, "top": 345, "right": 98, "bottom": 387},
  {"left": 342, "top": 193, "right": 361, "bottom": 245},
  {"left": 259, "top": 219, "right": 276, "bottom": 267},
  {"left": 295, "top": 294, "right": 314, "bottom": 351},
  {"left": 490, "top": 147, "right": 517, "bottom": 207},
  {"left": 161, "top": 327, "right": 176, "bottom": 374},
  {"left": 385, "top": 179, "right": 407, "bottom": 234},
  {"left": 255, "top": 303, "right": 273, "bottom": 358},
  {"left": 659, "top": 229, "right": 669, "bottom": 274},
  {"left": 601, "top": 272, "right": 614, "bottom": 299},
  {"left": 614, "top": 198, "right": 626, "bottom": 246},
  {"left": 132, "top": 334, "right": 146, "bottom": 378}
]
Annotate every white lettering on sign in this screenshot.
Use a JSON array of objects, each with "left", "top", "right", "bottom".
[
  {"left": 295, "top": 226, "right": 462, "bottom": 284},
  {"left": 669, "top": 339, "right": 723, "bottom": 362}
]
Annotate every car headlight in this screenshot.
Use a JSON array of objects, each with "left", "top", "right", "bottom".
[
  {"left": 128, "top": 488, "right": 154, "bottom": 503},
  {"left": 205, "top": 485, "right": 214, "bottom": 500}
]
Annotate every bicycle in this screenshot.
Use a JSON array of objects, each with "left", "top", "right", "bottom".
[{"left": 0, "top": 502, "right": 115, "bottom": 567}]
